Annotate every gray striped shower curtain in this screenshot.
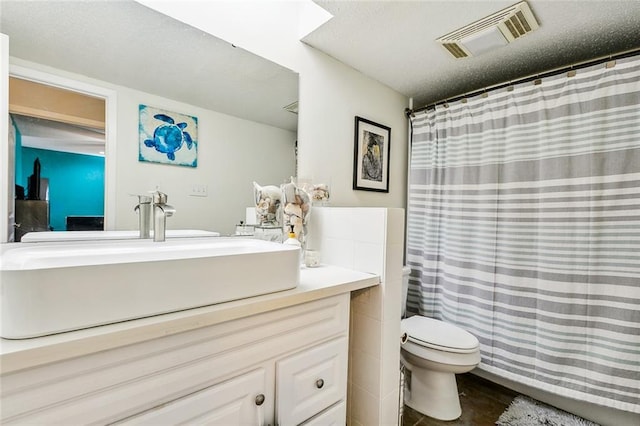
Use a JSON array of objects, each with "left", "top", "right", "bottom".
[{"left": 406, "top": 55, "right": 640, "bottom": 413}]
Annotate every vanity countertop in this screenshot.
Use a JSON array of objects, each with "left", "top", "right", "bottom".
[{"left": 0, "top": 265, "right": 379, "bottom": 374}]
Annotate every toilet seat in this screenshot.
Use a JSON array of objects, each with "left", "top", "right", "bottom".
[{"left": 402, "top": 316, "right": 479, "bottom": 354}]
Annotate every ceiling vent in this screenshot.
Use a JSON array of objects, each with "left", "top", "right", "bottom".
[{"left": 437, "top": 1, "right": 539, "bottom": 58}]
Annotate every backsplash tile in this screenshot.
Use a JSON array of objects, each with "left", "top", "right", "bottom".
[
  {"left": 320, "top": 237, "right": 355, "bottom": 269},
  {"left": 352, "top": 208, "right": 386, "bottom": 244},
  {"left": 353, "top": 241, "right": 384, "bottom": 275},
  {"left": 316, "top": 207, "right": 354, "bottom": 240}
]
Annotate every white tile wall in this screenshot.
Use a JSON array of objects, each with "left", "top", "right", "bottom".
[
  {"left": 320, "top": 237, "right": 356, "bottom": 269},
  {"left": 352, "top": 285, "right": 383, "bottom": 321},
  {"left": 350, "top": 383, "right": 381, "bottom": 425},
  {"left": 352, "top": 209, "right": 386, "bottom": 244},
  {"left": 350, "top": 348, "right": 382, "bottom": 395},
  {"left": 351, "top": 312, "right": 382, "bottom": 359},
  {"left": 307, "top": 207, "right": 405, "bottom": 426},
  {"left": 381, "top": 388, "right": 402, "bottom": 425},
  {"left": 354, "top": 241, "right": 385, "bottom": 276},
  {"left": 380, "top": 315, "right": 402, "bottom": 397}
]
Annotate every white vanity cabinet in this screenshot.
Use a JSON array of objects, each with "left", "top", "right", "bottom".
[
  {"left": 116, "top": 368, "right": 270, "bottom": 425},
  {"left": 0, "top": 293, "right": 351, "bottom": 425}
]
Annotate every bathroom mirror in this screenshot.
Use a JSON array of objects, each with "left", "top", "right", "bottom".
[{"left": 1, "top": 0, "right": 298, "bottom": 239}]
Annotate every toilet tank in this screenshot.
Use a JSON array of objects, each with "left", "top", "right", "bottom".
[{"left": 402, "top": 265, "right": 411, "bottom": 317}]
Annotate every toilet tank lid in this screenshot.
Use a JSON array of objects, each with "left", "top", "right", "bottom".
[{"left": 401, "top": 316, "right": 479, "bottom": 351}]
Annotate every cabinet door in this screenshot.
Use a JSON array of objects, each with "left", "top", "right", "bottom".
[
  {"left": 301, "top": 401, "right": 346, "bottom": 426},
  {"left": 116, "top": 368, "right": 268, "bottom": 425},
  {"left": 276, "top": 337, "right": 348, "bottom": 426}
]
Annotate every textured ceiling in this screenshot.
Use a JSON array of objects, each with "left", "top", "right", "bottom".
[
  {"left": 0, "top": 0, "right": 299, "bottom": 132},
  {"left": 3, "top": 0, "right": 639, "bottom": 127},
  {"left": 303, "top": 0, "right": 640, "bottom": 108}
]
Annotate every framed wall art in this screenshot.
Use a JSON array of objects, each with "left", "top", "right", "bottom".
[
  {"left": 139, "top": 104, "right": 198, "bottom": 167},
  {"left": 353, "top": 116, "right": 391, "bottom": 192}
]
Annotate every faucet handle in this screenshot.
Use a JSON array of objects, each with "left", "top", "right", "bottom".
[
  {"left": 153, "top": 191, "right": 168, "bottom": 204},
  {"left": 129, "top": 193, "right": 152, "bottom": 204},
  {"left": 132, "top": 194, "right": 152, "bottom": 212}
]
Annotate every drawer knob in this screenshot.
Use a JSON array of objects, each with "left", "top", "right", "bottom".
[
  {"left": 315, "top": 379, "right": 325, "bottom": 389},
  {"left": 255, "top": 393, "right": 265, "bottom": 406}
]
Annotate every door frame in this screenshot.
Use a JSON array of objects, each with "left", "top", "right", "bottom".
[
  {"left": 5, "top": 62, "right": 117, "bottom": 239},
  {"left": 1, "top": 34, "right": 10, "bottom": 242}
]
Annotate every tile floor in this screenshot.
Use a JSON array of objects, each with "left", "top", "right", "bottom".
[{"left": 402, "top": 372, "right": 519, "bottom": 426}]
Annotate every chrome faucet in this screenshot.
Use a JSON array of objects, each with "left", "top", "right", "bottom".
[
  {"left": 152, "top": 191, "right": 175, "bottom": 242},
  {"left": 134, "top": 194, "right": 153, "bottom": 239}
]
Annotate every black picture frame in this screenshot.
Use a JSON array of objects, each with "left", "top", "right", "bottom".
[{"left": 353, "top": 116, "right": 391, "bottom": 192}]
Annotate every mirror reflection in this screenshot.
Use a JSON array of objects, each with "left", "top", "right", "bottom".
[
  {"left": 1, "top": 0, "right": 299, "bottom": 239},
  {"left": 10, "top": 79, "right": 106, "bottom": 240}
]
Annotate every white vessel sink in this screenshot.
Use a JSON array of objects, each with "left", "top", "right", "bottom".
[
  {"left": 0, "top": 237, "right": 299, "bottom": 339},
  {"left": 20, "top": 229, "right": 220, "bottom": 242}
]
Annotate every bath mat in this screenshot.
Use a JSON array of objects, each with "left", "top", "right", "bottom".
[{"left": 496, "top": 395, "right": 600, "bottom": 426}]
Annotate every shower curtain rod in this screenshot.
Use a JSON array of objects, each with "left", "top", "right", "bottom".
[{"left": 405, "top": 47, "right": 640, "bottom": 117}]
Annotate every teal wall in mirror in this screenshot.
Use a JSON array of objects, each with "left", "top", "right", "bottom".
[{"left": 19, "top": 146, "right": 104, "bottom": 231}]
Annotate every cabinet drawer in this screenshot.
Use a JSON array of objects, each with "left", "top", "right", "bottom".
[
  {"left": 301, "top": 401, "right": 346, "bottom": 425},
  {"left": 276, "top": 337, "right": 348, "bottom": 426},
  {"left": 115, "top": 368, "right": 269, "bottom": 425}
]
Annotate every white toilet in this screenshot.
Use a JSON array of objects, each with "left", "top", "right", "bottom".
[{"left": 400, "top": 267, "right": 481, "bottom": 421}]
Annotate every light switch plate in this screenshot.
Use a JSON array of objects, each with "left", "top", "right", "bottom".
[{"left": 190, "top": 184, "right": 208, "bottom": 197}]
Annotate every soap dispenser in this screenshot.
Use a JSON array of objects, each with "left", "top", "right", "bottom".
[
  {"left": 283, "top": 225, "right": 302, "bottom": 263},
  {"left": 283, "top": 225, "right": 300, "bottom": 246}
]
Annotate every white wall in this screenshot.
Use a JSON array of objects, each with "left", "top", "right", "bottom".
[
  {"left": 296, "top": 46, "right": 408, "bottom": 208},
  {"left": 9, "top": 58, "right": 296, "bottom": 236}
]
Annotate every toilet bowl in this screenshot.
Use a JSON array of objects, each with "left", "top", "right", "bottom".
[{"left": 400, "top": 267, "right": 481, "bottom": 420}]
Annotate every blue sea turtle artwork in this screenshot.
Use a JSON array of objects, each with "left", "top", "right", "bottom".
[
  {"left": 139, "top": 105, "right": 198, "bottom": 167},
  {"left": 144, "top": 113, "right": 194, "bottom": 160}
]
